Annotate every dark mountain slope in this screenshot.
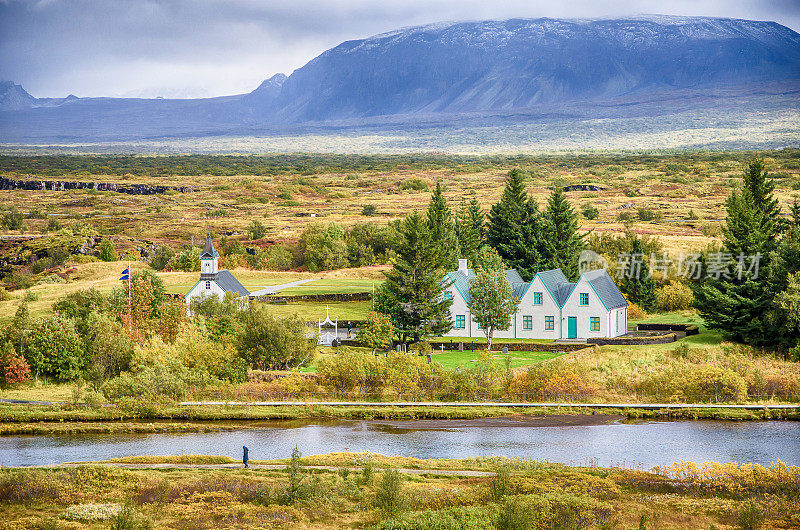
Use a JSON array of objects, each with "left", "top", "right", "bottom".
[
  {"left": 273, "top": 16, "right": 800, "bottom": 121},
  {"left": 1, "top": 15, "right": 798, "bottom": 142}
]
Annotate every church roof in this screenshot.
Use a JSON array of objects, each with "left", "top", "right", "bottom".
[
  {"left": 214, "top": 269, "right": 250, "bottom": 297},
  {"left": 200, "top": 233, "right": 218, "bottom": 258}
]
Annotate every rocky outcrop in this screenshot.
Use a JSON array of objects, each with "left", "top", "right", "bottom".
[{"left": 0, "top": 176, "right": 191, "bottom": 195}]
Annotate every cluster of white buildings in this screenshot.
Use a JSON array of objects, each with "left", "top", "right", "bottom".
[
  {"left": 186, "top": 236, "right": 628, "bottom": 340},
  {"left": 442, "top": 259, "right": 627, "bottom": 340}
]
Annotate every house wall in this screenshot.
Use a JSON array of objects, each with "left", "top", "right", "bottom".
[
  {"left": 508, "top": 275, "right": 563, "bottom": 340},
  {"left": 444, "top": 275, "right": 564, "bottom": 340},
  {"left": 185, "top": 279, "right": 226, "bottom": 312},
  {"left": 442, "top": 282, "right": 474, "bottom": 338},
  {"left": 561, "top": 278, "right": 610, "bottom": 339}
]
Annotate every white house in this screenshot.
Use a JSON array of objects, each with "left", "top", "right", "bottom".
[
  {"left": 442, "top": 259, "right": 627, "bottom": 340},
  {"left": 185, "top": 234, "right": 250, "bottom": 311}
]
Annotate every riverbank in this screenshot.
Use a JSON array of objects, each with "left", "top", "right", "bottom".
[
  {"left": 0, "top": 402, "right": 798, "bottom": 436},
  {"left": 1, "top": 451, "right": 798, "bottom": 529}
]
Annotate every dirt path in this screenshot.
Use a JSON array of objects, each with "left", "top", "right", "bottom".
[{"left": 32, "top": 462, "right": 495, "bottom": 476}]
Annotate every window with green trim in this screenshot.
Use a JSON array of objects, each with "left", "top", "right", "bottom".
[
  {"left": 455, "top": 315, "right": 465, "bottom": 329},
  {"left": 522, "top": 315, "right": 533, "bottom": 330},
  {"left": 533, "top": 292, "right": 543, "bottom": 305},
  {"left": 590, "top": 316, "right": 600, "bottom": 331},
  {"left": 544, "top": 316, "right": 554, "bottom": 330},
  {"left": 580, "top": 293, "right": 589, "bottom": 305}
]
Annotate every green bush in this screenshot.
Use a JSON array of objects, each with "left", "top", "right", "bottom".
[
  {"left": 581, "top": 203, "right": 599, "bottom": 220},
  {"left": 1, "top": 206, "right": 23, "bottom": 230},
  {"left": 97, "top": 239, "right": 118, "bottom": 262},
  {"left": 235, "top": 305, "right": 316, "bottom": 370},
  {"left": 375, "top": 469, "right": 405, "bottom": 515},
  {"left": 298, "top": 222, "right": 348, "bottom": 271},
  {"left": 400, "top": 178, "right": 429, "bottom": 191},
  {"left": 0, "top": 287, "right": 11, "bottom": 301},
  {"left": 149, "top": 245, "right": 174, "bottom": 271},
  {"left": 377, "top": 506, "right": 496, "bottom": 530},
  {"left": 247, "top": 219, "right": 267, "bottom": 240},
  {"left": 637, "top": 208, "right": 661, "bottom": 222},
  {"left": 24, "top": 314, "right": 87, "bottom": 381}
]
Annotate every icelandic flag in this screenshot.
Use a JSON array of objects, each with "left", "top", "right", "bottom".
[{"left": 119, "top": 267, "right": 130, "bottom": 281}]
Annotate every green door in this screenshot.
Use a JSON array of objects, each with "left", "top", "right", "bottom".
[{"left": 567, "top": 317, "right": 577, "bottom": 339}]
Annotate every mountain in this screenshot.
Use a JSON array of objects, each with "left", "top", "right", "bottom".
[
  {"left": 273, "top": 16, "right": 800, "bottom": 122},
  {"left": 1, "top": 15, "right": 799, "bottom": 142},
  {"left": 0, "top": 81, "right": 37, "bottom": 111}
]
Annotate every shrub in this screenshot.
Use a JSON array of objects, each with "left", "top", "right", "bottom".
[
  {"left": 375, "top": 469, "right": 405, "bottom": 515},
  {"left": 149, "top": 245, "right": 174, "bottom": 271},
  {"left": 298, "top": 222, "right": 348, "bottom": 271},
  {"left": 400, "top": 178, "right": 428, "bottom": 191},
  {"left": 637, "top": 208, "right": 661, "bottom": 222},
  {"left": 489, "top": 467, "right": 512, "bottom": 501},
  {"left": 169, "top": 246, "right": 200, "bottom": 272},
  {"left": 655, "top": 282, "right": 694, "bottom": 311},
  {"left": 0, "top": 341, "right": 31, "bottom": 387},
  {"left": 627, "top": 302, "right": 646, "bottom": 320},
  {"left": 247, "top": 219, "right": 267, "bottom": 240},
  {"left": 0, "top": 286, "right": 11, "bottom": 301},
  {"left": 83, "top": 313, "right": 133, "bottom": 383},
  {"left": 97, "top": 239, "right": 117, "bottom": 262},
  {"left": 24, "top": 314, "right": 87, "bottom": 381},
  {"left": 376, "top": 506, "right": 496, "bottom": 530},
  {"left": 361, "top": 204, "right": 377, "bottom": 216},
  {"left": 737, "top": 500, "right": 765, "bottom": 530},
  {"left": 262, "top": 244, "right": 296, "bottom": 270},
  {"left": 617, "top": 211, "right": 635, "bottom": 223},
  {"left": 235, "top": 306, "right": 316, "bottom": 370},
  {"left": 581, "top": 203, "right": 599, "bottom": 220},
  {"left": 1, "top": 206, "right": 23, "bottom": 230}
]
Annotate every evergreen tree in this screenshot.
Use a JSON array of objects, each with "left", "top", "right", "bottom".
[
  {"left": 544, "top": 188, "right": 585, "bottom": 280},
  {"left": 619, "top": 237, "right": 657, "bottom": 309},
  {"left": 374, "top": 213, "right": 452, "bottom": 345},
  {"left": 791, "top": 199, "right": 800, "bottom": 228},
  {"left": 426, "top": 181, "right": 460, "bottom": 269},
  {"left": 486, "top": 169, "right": 551, "bottom": 281},
  {"left": 693, "top": 158, "right": 782, "bottom": 345},
  {"left": 456, "top": 199, "right": 484, "bottom": 266}
]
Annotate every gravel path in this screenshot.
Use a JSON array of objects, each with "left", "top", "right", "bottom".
[{"left": 33, "top": 462, "right": 495, "bottom": 476}]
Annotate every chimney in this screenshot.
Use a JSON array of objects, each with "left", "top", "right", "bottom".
[{"left": 458, "top": 258, "right": 468, "bottom": 275}]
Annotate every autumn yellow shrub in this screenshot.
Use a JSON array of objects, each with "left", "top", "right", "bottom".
[{"left": 655, "top": 281, "right": 694, "bottom": 311}]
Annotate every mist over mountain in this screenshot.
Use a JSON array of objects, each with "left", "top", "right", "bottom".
[{"left": 1, "top": 15, "right": 799, "bottom": 143}]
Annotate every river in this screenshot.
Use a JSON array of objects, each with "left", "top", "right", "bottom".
[{"left": 1, "top": 417, "right": 798, "bottom": 469}]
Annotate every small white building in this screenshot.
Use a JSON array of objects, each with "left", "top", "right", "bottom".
[
  {"left": 185, "top": 234, "right": 250, "bottom": 311},
  {"left": 442, "top": 259, "right": 627, "bottom": 340}
]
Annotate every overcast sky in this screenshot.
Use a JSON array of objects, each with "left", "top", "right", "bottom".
[{"left": 2, "top": 0, "right": 799, "bottom": 99}]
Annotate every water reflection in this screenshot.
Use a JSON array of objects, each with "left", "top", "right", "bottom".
[{"left": 1, "top": 419, "right": 797, "bottom": 469}]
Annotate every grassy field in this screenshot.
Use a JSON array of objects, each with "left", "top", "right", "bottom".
[
  {"left": 1, "top": 451, "right": 797, "bottom": 529},
  {"left": 2, "top": 151, "right": 798, "bottom": 253}
]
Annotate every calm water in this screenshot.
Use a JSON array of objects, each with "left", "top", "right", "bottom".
[{"left": 1, "top": 419, "right": 798, "bottom": 469}]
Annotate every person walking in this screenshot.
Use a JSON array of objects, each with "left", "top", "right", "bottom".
[{"left": 243, "top": 445, "right": 249, "bottom": 468}]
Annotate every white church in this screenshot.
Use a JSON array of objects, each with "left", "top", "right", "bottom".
[
  {"left": 442, "top": 259, "right": 628, "bottom": 340},
  {"left": 185, "top": 234, "right": 250, "bottom": 310}
]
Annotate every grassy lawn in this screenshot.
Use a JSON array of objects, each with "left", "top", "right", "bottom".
[
  {"left": 0, "top": 382, "right": 76, "bottom": 402},
  {"left": 277, "top": 278, "right": 382, "bottom": 295},
  {"left": 264, "top": 300, "right": 373, "bottom": 321},
  {"left": 432, "top": 349, "right": 565, "bottom": 370}
]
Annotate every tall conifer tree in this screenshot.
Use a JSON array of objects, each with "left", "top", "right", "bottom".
[
  {"left": 374, "top": 213, "right": 452, "bottom": 345},
  {"left": 426, "top": 181, "right": 460, "bottom": 269},
  {"left": 486, "top": 169, "right": 551, "bottom": 281},
  {"left": 694, "top": 158, "right": 782, "bottom": 345},
  {"left": 456, "top": 198, "right": 484, "bottom": 266},
  {"left": 544, "top": 188, "right": 585, "bottom": 281}
]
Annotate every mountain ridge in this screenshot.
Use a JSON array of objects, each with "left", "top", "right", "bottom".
[{"left": 1, "top": 15, "right": 799, "bottom": 142}]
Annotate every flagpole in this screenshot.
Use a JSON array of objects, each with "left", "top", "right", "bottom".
[{"left": 127, "top": 259, "right": 131, "bottom": 324}]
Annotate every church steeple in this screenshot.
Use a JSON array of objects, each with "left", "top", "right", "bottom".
[{"left": 199, "top": 233, "right": 219, "bottom": 279}]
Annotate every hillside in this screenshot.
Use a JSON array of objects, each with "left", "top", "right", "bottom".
[{"left": 1, "top": 15, "right": 799, "bottom": 143}]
